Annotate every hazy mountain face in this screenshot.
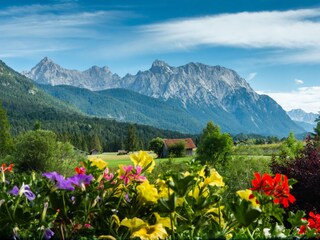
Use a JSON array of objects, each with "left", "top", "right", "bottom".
[
  {"left": 23, "top": 58, "right": 304, "bottom": 136},
  {"left": 23, "top": 57, "right": 121, "bottom": 91},
  {"left": 287, "top": 109, "right": 319, "bottom": 132}
]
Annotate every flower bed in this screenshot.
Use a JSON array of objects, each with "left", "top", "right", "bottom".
[{"left": 0, "top": 152, "right": 318, "bottom": 239}]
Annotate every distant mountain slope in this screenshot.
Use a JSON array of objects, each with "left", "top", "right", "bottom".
[
  {"left": 25, "top": 58, "right": 304, "bottom": 136},
  {"left": 287, "top": 109, "right": 319, "bottom": 132},
  {"left": 23, "top": 57, "right": 120, "bottom": 91},
  {"left": 0, "top": 60, "right": 190, "bottom": 151},
  {"left": 38, "top": 84, "right": 202, "bottom": 133}
]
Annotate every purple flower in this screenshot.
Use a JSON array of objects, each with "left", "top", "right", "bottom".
[
  {"left": 44, "top": 228, "right": 54, "bottom": 240},
  {"left": 9, "top": 186, "right": 19, "bottom": 196},
  {"left": 9, "top": 184, "right": 36, "bottom": 201},
  {"left": 43, "top": 172, "right": 74, "bottom": 191},
  {"left": 67, "top": 174, "right": 93, "bottom": 186}
]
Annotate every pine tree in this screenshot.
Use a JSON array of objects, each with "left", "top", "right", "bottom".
[
  {"left": 125, "top": 125, "right": 139, "bottom": 152},
  {"left": 0, "top": 103, "right": 14, "bottom": 157}
]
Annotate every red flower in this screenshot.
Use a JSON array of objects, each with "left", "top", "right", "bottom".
[
  {"left": 250, "top": 172, "right": 274, "bottom": 194},
  {"left": 1, "top": 163, "right": 14, "bottom": 173},
  {"left": 299, "top": 212, "right": 320, "bottom": 234},
  {"left": 250, "top": 172, "right": 296, "bottom": 208},
  {"left": 75, "top": 166, "right": 86, "bottom": 174},
  {"left": 271, "top": 174, "right": 296, "bottom": 208}
]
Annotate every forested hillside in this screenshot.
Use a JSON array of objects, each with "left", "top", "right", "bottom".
[{"left": 0, "top": 60, "right": 191, "bottom": 152}]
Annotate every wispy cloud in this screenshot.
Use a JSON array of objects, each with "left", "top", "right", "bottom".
[
  {"left": 295, "top": 79, "right": 304, "bottom": 85},
  {"left": 0, "top": 3, "right": 132, "bottom": 58},
  {"left": 258, "top": 86, "right": 320, "bottom": 113},
  {"left": 247, "top": 72, "right": 257, "bottom": 81},
  {"left": 108, "top": 8, "right": 320, "bottom": 63}
]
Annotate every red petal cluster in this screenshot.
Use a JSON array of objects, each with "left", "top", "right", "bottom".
[
  {"left": 299, "top": 212, "right": 320, "bottom": 234},
  {"left": 1, "top": 163, "right": 14, "bottom": 173},
  {"left": 250, "top": 172, "right": 296, "bottom": 208}
]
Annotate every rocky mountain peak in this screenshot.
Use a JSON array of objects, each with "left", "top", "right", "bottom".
[{"left": 150, "top": 60, "right": 173, "bottom": 74}]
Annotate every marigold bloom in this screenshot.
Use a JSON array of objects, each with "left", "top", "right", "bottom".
[
  {"left": 131, "top": 224, "right": 168, "bottom": 240},
  {"left": 90, "top": 158, "right": 108, "bottom": 170},
  {"left": 137, "top": 180, "right": 159, "bottom": 203},
  {"left": 130, "top": 151, "right": 155, "bottom": 173},
  {"left": 237, "top": 189, "right": 260, "bottom": 208}
]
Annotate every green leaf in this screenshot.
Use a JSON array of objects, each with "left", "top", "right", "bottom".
[
  {"left": 288, "top": 210, "right": 307, "bottom": 228},
  {"left": 230, "top": 199, "right": 261, "bottom": 227}
]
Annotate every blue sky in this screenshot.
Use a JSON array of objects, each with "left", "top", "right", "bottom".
[{"left": 1, "top": 0, "right": 320, "bottom": 113}]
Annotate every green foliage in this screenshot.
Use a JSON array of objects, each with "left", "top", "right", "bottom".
[
  {"left": 14, "top": 130, "right": 57, "bottom": 172},
  {"left": 315, "top": 114, "right": 320, "bottom": 138},
  {"left": 196, "top": 121, "right": 233, "bottom": 166},
  {"left": 125, "top": 124, "right": 140, "bottom": 152},
  {"left": 149, "top": 137, "right": 164, "bottom": 157},
  {"left": 221, "top": 155, "right": 271, "bottom": 202},
  {"left": 13, "top": 130, "right": 82, "bottom": 174},
  {"left": 279, "top": 131, "right": 303, "bottom": 160},
  {"left": 0, "top": 102, "right": 14, "bottom": 158},
  {"left": 167, "top": 141, "right": 185, "bottom": 157}
]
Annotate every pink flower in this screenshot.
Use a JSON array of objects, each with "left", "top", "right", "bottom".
[
  {"left": 103, "top": 168, "right": 114, "bottom": 181},
  {"left": 119, "top": 165, "right": 134, "bottom": 185},
  {"left": 132, "top": 166, "right": 146, "bottom": 182}
]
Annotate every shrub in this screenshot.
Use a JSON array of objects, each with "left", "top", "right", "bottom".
[
  {"left": 270, "top": 136, "right": 320, "bottom": 213},
  {"left": 167, "top": 141, "right": 185, "bottom": 157}
]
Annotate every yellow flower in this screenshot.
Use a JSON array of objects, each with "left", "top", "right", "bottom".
[
  {"left": 176, "top": 197, "right": 184, "bottom": 207},
  {"left": 206, "top": 206, "right": 226, "bottom": 227},
  {"left": 130, "top": 151, "right": 155, "bottom": 173},
  {"left": 200, "top": 168, "right": 225, "bottom": 187},
  {"left": 154, "top": 212, "right": 172, "bottom": 229},
  {"left": 190, "top": 182, "right": 209, "bottom": 200},
  {"left": 137, "top": 180, "right": 159, "bottom": 203},
  {"left": 131, "top": 224, "right": 168, "bottom": 240},
  {"left": 89, "top": 158, "right": 108, "bottom": 170},
  {"left": 237, "top": 189, "right": 260, "bottom": 208},
  {"left": 156, "top": 179, "right": 173, "bottom": 199},
  {"left": 120, "top": 217, "right": 146, "bottom": 232}
]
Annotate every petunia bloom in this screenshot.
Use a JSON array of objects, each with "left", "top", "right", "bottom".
[
  {"left": 44, "top": 228, "right": 54, "bottom": 240},
  {"left": 67, "top": 174, "right": 93, "bottom": 190},
  {"left": 43, "top": 172, "right": 74, "bottom": 191},
  {"left": 9, "top": 183, "right": 36, "bottom": 201}
]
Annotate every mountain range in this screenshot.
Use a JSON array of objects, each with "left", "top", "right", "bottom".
[
  {"left": 23, "top": 57, "right": 304, "bottom": 137},
  {"left": 287, "top": 109, "right": 319, "bottom": 133},
  {"left": 0, "top": 60, "right": 189, "bottom": 151}
]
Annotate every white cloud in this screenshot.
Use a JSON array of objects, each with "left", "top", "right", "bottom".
[
  {"left": 140, "top": 9, "right": 320, "bottom": 49},
  {"left": 247, "top": 72, "right": 257, "bottom": 81},
  {"left": 0, "top": 4, "right": 132, "bottom": 58},
  {"left": 295, "top": 79, "right": 304, "bottom": 85},
  {"left": 104, "top": 8, "right": 320, "bottom": 63},
  {"left": 258, "top": 86, "right": 320, "bottom": 113}
]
